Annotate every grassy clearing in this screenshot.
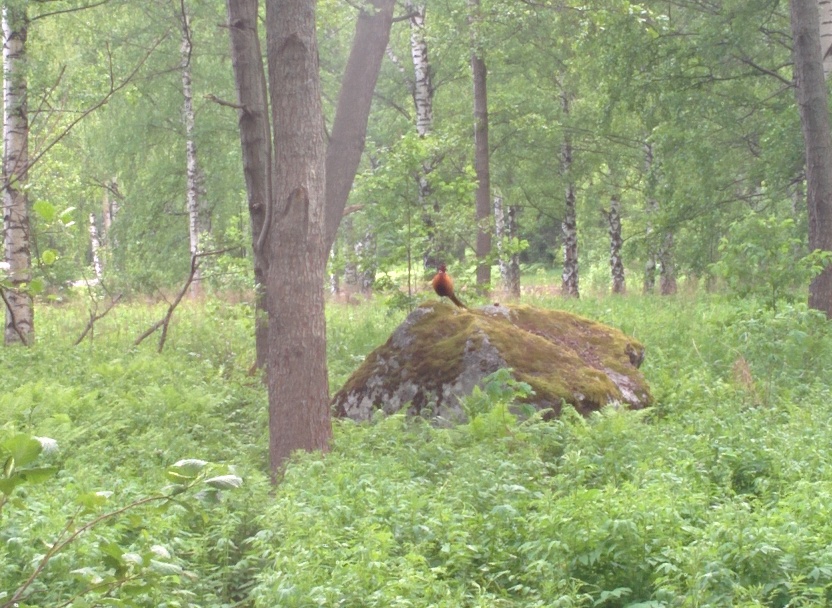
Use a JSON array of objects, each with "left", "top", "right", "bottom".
[{"left": 3, "top": 293, "right": 832, "bottom": 606}]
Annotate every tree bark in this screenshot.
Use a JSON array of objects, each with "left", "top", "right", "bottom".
[
  {"left": 264, "top": 0, "right": 331, "bottom": 472},
  {"left": 604, "top": 196, "right": 625, "bottom": 294},
  {"left": 560, "top": 90, "right": 579, "bottom": 298},
  {"left": 227, "top": 0, "right": 393, "bottom": 473},
  {"left": 792, "top": 0, "right": 832, "bottom": 316},
  {"left": 819, "top": 0, "right": 832, "bottom": 79},
  {"left": 494, "top": 193, "right": 520, "bottom": 298},
  {"left": 226, "top": 0, "right": 271, "bottom": 370},
  {"left": 506, "top": 204, "right": 520, "bottom": 297},
  {"left": 658, "top": 231, "right": 677, "bottom": 295},
  {"left": 2, "top": 3, "right": 31, "bottom": 345},
  {"left": 180, "top": 2, "right": 204, "bottom": 297},
  {"left": 405, "top": 0, "right": 439, "bottom": 268},
  {"left": 89, "top": 213, "right": 103, "bottom": 279},
  {"left": 469, "top": 0, "right": 491, "bottom": 288},
  {"left": 642, "top": 142, "right": 658, "bottom": 295},
  {"left": 323, "top": 0, "right": 394, "bottom": 252}
]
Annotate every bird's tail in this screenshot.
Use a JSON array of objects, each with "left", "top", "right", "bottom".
[{"left": 449, "top": 293, "right": 467, "bottom": 309}]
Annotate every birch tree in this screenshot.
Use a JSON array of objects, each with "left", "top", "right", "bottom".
[
  {"left": 560, "top": 87, "right": 579, "bottom": 298},
  {"left": 226, "top": 0, "right": 394, "bottom": 472},
  {"left": 603, "top": 196, "right": 625, "bottom": 294},
  {"left": 405, "top": 0, "right": 440, "bottom": 268},
  {"left": 2, "top": 1, "right": 31, "bottom": 345},
  {"left": 179, "top": 0, "right": 205, "bottom": 297}
]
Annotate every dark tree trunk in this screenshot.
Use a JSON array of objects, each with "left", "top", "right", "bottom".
[
  {"left": 470, "top": 0, "right": 491, "bottom": 288},
  {"left": 227, "top": 0, "right": 394, "bottom": 473},
  {"left": 226, "top": 0, "right": 271, "bottom": 370},
  {"left": 791, "top": 0, "right": 832, "bottom": 316}
]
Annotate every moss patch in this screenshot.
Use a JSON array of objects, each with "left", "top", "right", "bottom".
[{"left": 332, "top": 302, "right": 652, "bottom": 421}]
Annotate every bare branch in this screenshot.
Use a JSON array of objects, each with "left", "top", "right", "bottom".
[
  {"left": 25, "top": 32, "right": 170, "bottom": 177},
  {"left": 204, "top": 93, "right": 246, "bottom": 112},
  {"left": 74, "top": 293, "right": 123, "bottom": 346},
  {"left": 134, "top": 248, "right": 235, "bottom": 352},
  {"left": 0, "top": 286, "right": 29, "bottom": 346},
  {"left": 30, "top": 0, "right": 112, "bottom": 22}
]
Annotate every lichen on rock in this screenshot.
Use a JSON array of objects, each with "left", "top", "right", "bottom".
[{"left": 332, "top": 302, "right": 652, "bottom": 422}]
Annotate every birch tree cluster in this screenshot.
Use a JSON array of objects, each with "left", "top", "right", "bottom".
[{"left": 0, "top": 0, "right": 828, "bottom": 330}]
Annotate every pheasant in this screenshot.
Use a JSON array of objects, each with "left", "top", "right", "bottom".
[{"left": 431, "top": 264, "right": 466, "bottom": 309}]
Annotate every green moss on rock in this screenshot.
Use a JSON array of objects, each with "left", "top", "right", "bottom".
[{"left": 332, "top": 302, "right": 652, "bottom": 421}]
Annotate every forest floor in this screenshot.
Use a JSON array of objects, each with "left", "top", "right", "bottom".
[{"left": 3, "top": 291, "right": 832, "bottom": 607}]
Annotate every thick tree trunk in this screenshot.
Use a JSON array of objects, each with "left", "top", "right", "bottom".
[
  {"left": 226, "top": 0, "right": 271, "bottom": 370},
  {"left": 180, "top": 4, "right": 204, "bottom": 297},
  {"left": 792, "top": 0, "right": 832, "bottom": 316},
  {"left": 227, "top": 0, "right": 392, "bottom": 473},
  {"left": 469, "top": 0, "right": 491, "bottom": 287},
  {"left": 3, "top": 3, "right": 31, "bottom": 345},
  {"left": 604, "top": 197, "right": 625, "bottom": 294},
  {"left": 323, "top": 0, "right": 394, "bottom": 251},
  {"left": 560, "top": 91, "right": 579, "bottom": 298},
  {"left": 265, "top": 0, "right": 331, "bottom": 472}
]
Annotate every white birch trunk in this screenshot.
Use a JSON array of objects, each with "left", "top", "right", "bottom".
[
  {"left": 90, "top": 213, "right": 103, "bottom": 279},
  {"left": 506, "top": 204, "right": 520, "bottom": 297},
  {"left": 605, "top": 197, "right": 625, "bottom": 294},
  {"left": 407, "top": 1, "right": 433, "bottom": 138},
  {"left": 180, "top": 5, "right": 203, "bottom": 296},
  {"left": 406, "top": 0, "right": 439, "bottom": 268},
  {"left": 643, "top": 142, "right": 658, "bottom": 294},
  {"left": 3, "top": 4, "right": 32, "bottom": 345},
  {"left": 494, "top": 193, "right": 507, "bottom": 284},
  {"left": 819, "top": 0, "right": 832, "bottom": 78},
  {"left": 659, "top": 231, "right": 677, "bottom": 295},
  {"left": 560, "top": 90, "right": 579, "bottom": 298}
]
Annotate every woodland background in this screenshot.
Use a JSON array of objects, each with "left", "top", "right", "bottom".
[
  {"left": 0, "top": 0, "right": 822, "bottom": 305},
  {"left": 5, "top": 0, "right": 832, "bottom": 607}
]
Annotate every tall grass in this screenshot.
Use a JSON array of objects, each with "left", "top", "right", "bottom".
[{"left": 3, "top": 292, "right": 832, "bottom": 606}]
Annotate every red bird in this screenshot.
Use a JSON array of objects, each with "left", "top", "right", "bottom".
[{"left": 432, "top": 264, "right": 466, "bottom": 309}]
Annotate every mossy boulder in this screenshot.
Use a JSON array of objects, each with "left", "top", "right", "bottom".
[{"left": 332, "top": 302, "right": 652, "bottom": 421}]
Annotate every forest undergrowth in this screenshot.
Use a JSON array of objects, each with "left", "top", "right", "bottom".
[{"left": 3, "top": 292, "right": 832, "bottom": 607}]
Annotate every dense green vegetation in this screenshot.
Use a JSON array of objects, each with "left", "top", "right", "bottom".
[{"left": 4, "top": 292, "right": 832, "bottom": 607}]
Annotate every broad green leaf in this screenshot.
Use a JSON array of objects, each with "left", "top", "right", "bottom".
[
  {"left": 19, "top": 466, "right": 58, "bottom": 484},
  {"left": 167, "top": 458, "right": 208, "bottom": 480},
  {"left": 3, "top": 434, "right": 43, "bottom": 467},
  {"left": 27, "top": 278, "right": 45, "bottom": 295},
  {"left": 32, "top": 200, "right": 57, "bottom": 222},
  {"left": 204, "top": 474, "right": 243, "bottom": 490},
  {"left": 149, "top": 559, "right": 183, "bottom": 576},
  {"left": 41, "top": 249, "right": 57, "bottom": 265}
]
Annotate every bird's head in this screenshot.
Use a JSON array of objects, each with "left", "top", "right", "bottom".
[{"left": 438, "top": 264, "right": 447, "bottom": 273}]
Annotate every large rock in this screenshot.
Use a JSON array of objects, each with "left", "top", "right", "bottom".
[{"left": 332, "top": 302, "right": 652, "bottom": 422}]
